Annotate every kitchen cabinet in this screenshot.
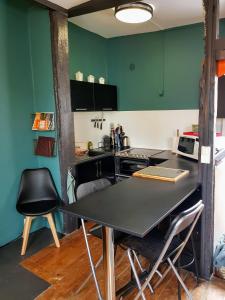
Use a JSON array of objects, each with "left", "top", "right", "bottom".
[
  {"left": 74, "top": 155, "right": 115, "bottom": 187},
  {"left": 70, "top": 80, "right": 117, "bottom": 112},
  {"left": 71, "top": 155, "right": 115, "bottom": 230},
  {"left": 94, "top": 83, "right": 117, "bottom": 111},
  {"left": 218, "top": 76, "right": 225, "bottom": 118},
  {"left": 70, "top": 80, "right": 94, "bottom": 111}
]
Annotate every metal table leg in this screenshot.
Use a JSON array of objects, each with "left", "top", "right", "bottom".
[{"left": 102, "top": 226, "right": 116, "bottom": 300}]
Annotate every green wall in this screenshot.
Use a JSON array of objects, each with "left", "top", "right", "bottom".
[
  {"left": 68, "top": 22, "right": 204, "bottom": 111},
  {"left": 0, "top": 0, "right": 38, "bottom": 245},
  {"left": 69, "top": 23, "right": 108, "bottom": 81},
  {"left": 0, "top": 1, "right": 62, "bottom": 246},
  {"left": 107, "top": 23, "right": 204, "bottom": 110},
  {"left": 28, "top": 6, "right": 62, "bottom": 232}
]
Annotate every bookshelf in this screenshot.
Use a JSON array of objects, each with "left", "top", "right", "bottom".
[
  {"left": 31, "top": 112, "right": 57, "bottom": 157},
  {"left": 31, "top": 112, "right": 55, "bottom": 131}
]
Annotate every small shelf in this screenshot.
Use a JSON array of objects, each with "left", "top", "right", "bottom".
[
  {"left": 33, "top": 137, "right": 57, "bottom": 157},
  {"left": 31, "top": 112, "right": 55, "bottom": 131}
]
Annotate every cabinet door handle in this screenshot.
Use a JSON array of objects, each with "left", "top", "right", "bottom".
[
  {"left": 99, "top": 161, "right": 102, "bottom": 177},
  {"left": 102, "top": 108, "right": 112, "bottom": 111},
  {"left": 76, "top": 108, "right": 87, "bottom": 111},
  {"left": 96, "top": 161, "right": 99, "bottom": 178}
]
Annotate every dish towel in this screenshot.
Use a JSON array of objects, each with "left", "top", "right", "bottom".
[{"left": 67, "top": 169, "right": 76, "bottom": 204}]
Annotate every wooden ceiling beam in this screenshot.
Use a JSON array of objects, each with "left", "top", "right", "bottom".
[
  {"left": 68, "top": 0, "right": 135, "bottom": 18},
  {"left": 33, "top": 0, "right": 68, "bottom": 15}
]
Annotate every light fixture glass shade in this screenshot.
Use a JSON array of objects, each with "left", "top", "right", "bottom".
[{"left": 115, "top": 2, "right": 153, "bottom": 24}]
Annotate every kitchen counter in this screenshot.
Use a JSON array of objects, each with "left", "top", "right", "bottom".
[
  {"left": 215, "top": 148, "right": 225, "bottom": 166},
  {"left": 74, "top": 148, "right": 178, "bottom": 164},
  {"left": 73, "top": 150, "right": 114, "bottom": 165}
]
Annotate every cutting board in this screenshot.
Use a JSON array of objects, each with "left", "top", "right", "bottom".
[{"left": 133, "top": 166, "right": 189, "bottom": 182}]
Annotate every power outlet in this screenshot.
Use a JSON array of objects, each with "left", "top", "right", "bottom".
[{"left": 201, "top": 146, "right": 211, "bottom": 164}]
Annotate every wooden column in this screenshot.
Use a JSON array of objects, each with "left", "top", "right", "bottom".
[
  {"left": 49, "top": 11, "right": 77, "bottom": 233},
  {"left": 199, "top": 0, "right": 219, "bottom": 280}
]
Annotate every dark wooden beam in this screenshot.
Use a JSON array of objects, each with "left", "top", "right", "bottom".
[
  {"left": 34, "top": 0, "right": 68, "bottom": 15},
  {"left": 68, "top": 0, "right": 135, "bottom": 18},
  {"left": 49, "top": 11, "right": 77, "bottom": 234},
  {"left": 199, "top": 0, "right": 219, "bottom": 280}
]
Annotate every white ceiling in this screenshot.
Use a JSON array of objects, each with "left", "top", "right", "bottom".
[
  {"left": 49, "top": 0, "right": 225, "bottom": 38},
  {"left": 50, "top": 0, "right": 87, "bottom": 9}
]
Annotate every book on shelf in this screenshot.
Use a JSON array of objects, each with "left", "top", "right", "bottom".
[
  {"left": 32, "top": 112, "right": 55, "bottom": 131},
  {"left": 35, "top": 136, "right": 55, "bottom": 157}
]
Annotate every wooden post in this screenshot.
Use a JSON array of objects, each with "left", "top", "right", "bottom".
[
  {"left": 199, "top": 0, "right": 219, "bottom": 280},
  {"left": 49, "top": 11, "right": 77, "bottom": 233}
]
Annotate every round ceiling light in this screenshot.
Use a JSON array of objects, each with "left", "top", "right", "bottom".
[{"left": 115, "top": 2, "right": 153, "bottom": 24}]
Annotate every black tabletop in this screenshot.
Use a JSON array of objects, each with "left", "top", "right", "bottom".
[{"left": 61, "top": 156, "right": 199, "bottom": 238}]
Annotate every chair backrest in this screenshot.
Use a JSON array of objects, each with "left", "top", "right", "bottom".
[
  {"left": 17, "top": 168, "right": 60, "bottom": 206},
  {"left": 76, "top": 178, "right": 112, "bottom": 200},
  {"left": 165, "top": 200, "right": 204, "bottom": 241}
]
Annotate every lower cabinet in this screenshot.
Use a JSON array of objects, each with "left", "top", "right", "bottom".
[
  {"left": 74, "top": 155, "right": 115, "bottom": 187},
  {"left": 71, "top": 155, "right": 115, "bottom": 229}
]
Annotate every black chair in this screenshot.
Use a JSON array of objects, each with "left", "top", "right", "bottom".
[
  {"left": 119, "top": 200, "right": 204, "bottom": 300},
  {"left": 17, "top": 168, "right": 61, "bottom": 255}
]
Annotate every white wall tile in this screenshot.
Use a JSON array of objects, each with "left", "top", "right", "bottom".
[{"left": 74, "top": 110, "right": 199, "bottom": 150}]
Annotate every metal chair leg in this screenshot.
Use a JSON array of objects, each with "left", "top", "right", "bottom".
[
  {"left": 177, "top": 256, "right": 182, "bottom": 300},
  {"left": 191, "top": 234, "right": 199, "bottom": 283},
  {"left": 167, "top": 258, "right": 193, "bottom": 300},
  {"left": 132, "top": 251, "right": 154, "bottom": 294},
  {"left": 81, "top": 219, "right": 103, "bottom": 300},
  {"left": 127, "top": 249, "right": 147, "bottom": 300},
  {"left": 75, "top": 255, "right": 103, "bottom": 296}
]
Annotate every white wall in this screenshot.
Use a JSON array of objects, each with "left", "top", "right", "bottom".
[
  {"left": 74, "top": 110, "right": 199, "bottom": 150},
  {"left": 214, "top": 160, "right": 225, "bottom": 249}
]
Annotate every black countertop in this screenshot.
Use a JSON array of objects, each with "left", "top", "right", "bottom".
[
  {"left": 62, "top": 154, "right": 199, "bottom": 238},
  {"left": 215, "top": 148, "right": 225, "bottom": 166},
  {"left": 73, "top": 150, "right": 114, "bottom": 165}
]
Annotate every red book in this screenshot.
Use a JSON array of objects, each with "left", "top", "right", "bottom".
[{"left": 35, "top": 136, "right": 55, "bottom": 157}]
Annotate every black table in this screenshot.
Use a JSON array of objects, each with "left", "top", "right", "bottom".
[{"left": 61, "top": 156, "right": 199, "bottom": 300}]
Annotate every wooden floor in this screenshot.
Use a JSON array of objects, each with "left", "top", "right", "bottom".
[{"left": 21, "top": 223, "right": 225, "bottom": 300}]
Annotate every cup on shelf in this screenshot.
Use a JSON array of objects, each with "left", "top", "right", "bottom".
[
  {"left": 99, "top": 77, "right": 105, "bottom": 84},
  {"left": 75, "top": 71, "right": 83, "bottom": 81},
  {"left": 87, "top": 75, "right": 95, "bottom": 83}
]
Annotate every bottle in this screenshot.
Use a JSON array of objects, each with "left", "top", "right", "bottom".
[
  {"left": 110, "top": 124, "right": 115, "bottom": 149},
  {"left": 87, "top": 141, "right": 93, "bottom": 150}
]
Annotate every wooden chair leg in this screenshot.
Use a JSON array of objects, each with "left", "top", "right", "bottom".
[
  {"left": 46, "top": 213, "right": 60, "bottom": 248},
  {"left": 21, "top": 216, "right": 33, "bottom": 256}
]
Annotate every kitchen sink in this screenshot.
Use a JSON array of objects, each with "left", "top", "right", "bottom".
[{"left": 88, "top": 149, "right": 106, "bottom": 157}]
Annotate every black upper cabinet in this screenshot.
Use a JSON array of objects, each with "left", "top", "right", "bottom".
[
  {"left": 70, "top": 80, "right": 117, "bottom": 112},
  {"left": 218, "top": 76, "right": 225, "bottom": 118},
  {"left": 70, "top": 80, "right": 94, "bottom": 111},
  {"left": 94, "top": 83, "right": 117, "bottom": 111}
]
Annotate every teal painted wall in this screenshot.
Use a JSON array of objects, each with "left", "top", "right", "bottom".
[
  {"left": 68, "top": 22, "right": 204, "bottom": 110},
  {"left": 68, "top": 23, "right": 108, "bottom": 81},
  {"left": 107, "top": 23, "right": 204, "bottom": 110},
  {"left": 0, "top": 0, "right": 39, "bottom": 245},
  {"left": 0, "top": 1, "right": 62, "bottom": 245},
  {"left": 28, "top": 6, "right": 63, "bottom": 232}
]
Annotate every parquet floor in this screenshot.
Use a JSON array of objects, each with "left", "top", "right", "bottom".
[{"left": 21, "top": 223, "right": 225, "bottom": 300}]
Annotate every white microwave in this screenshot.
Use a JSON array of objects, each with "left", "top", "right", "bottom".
[
  {"left": 173, "top": 135, "right": 199, "bottom": 160},
  {"left": 173, "top": 135, "right": 225, "bottom": 160}
]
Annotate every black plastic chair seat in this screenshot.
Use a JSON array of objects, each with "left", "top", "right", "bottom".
[
  {"left": 17, "top": 200, "right": 58, "bottom": 216},
  {"left": 16, "top": 168, "right": 61, "bottom": 217},
  {"left": 120, "top": 228, "right": 180, "bottom": 265}
]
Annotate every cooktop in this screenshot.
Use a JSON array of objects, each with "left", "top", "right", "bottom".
[{"left": 116, "top": 148, "right": 164, "bottom": 160}]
